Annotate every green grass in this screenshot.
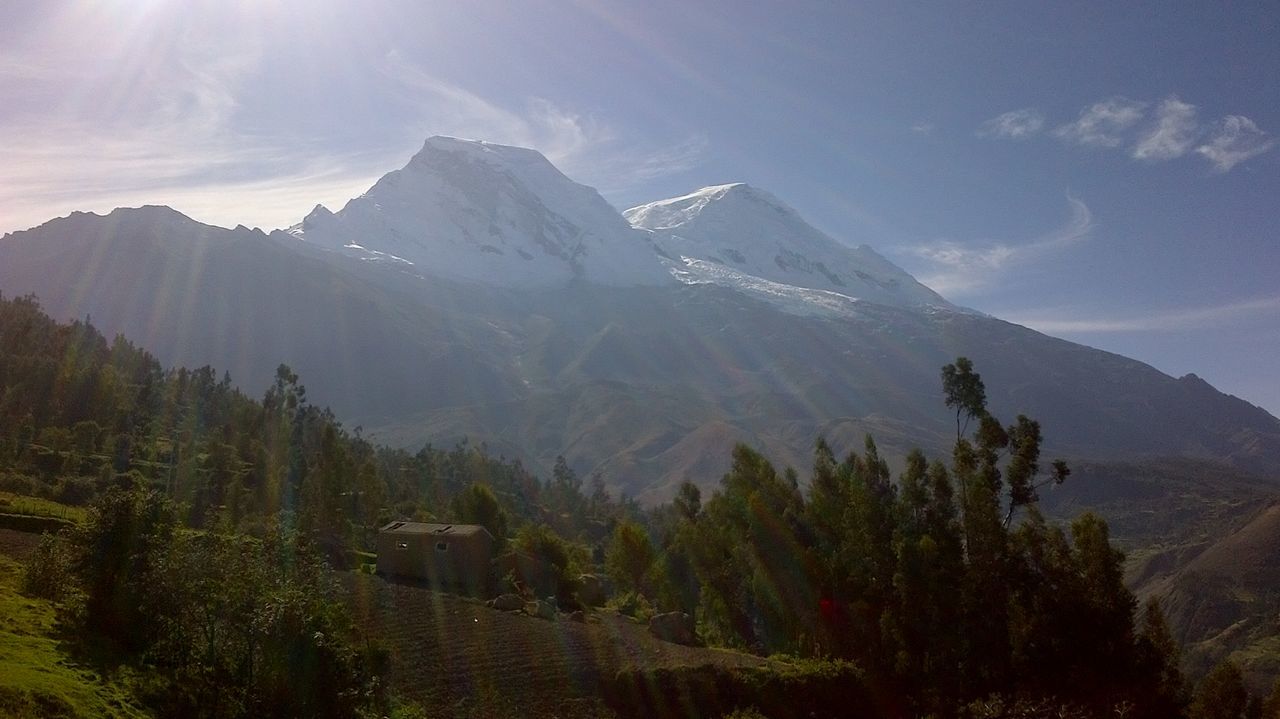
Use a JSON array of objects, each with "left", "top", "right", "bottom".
[
  {"left": 0, "top": 492, "right": 85, "bottom": 524},
  {"left": 0, "top": 556, "right": 149, "bottom": 718}
]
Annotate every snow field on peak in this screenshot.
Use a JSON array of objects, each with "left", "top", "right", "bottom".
[{"left": 665, "top": 255, "right": 864, "bottom": 317}]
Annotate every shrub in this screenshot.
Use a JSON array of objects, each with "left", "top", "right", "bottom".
[
  {"left": 607, "top": 590, "right": 656, "bottom": 622},
  {"left": 0, "top": 472, "right": 36, "bottom": 495},
  {"left": 21, "top": 532, "right": 77, "bottom": 602}
]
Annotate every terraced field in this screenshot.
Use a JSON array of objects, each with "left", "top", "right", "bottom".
[{"left": 344, "top": 574, "right": 766, "bottom": 718}]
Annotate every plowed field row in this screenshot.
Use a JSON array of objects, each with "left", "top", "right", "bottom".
[{"left": 344, "top": 574, "right": 764, "bottom": 718}]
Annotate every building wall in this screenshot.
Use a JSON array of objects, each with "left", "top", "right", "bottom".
[{"left": 376, "top": 530, "right": 494, "bottom": 594}]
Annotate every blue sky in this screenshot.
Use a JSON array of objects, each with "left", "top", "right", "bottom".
[{"left": 2, "top": 1, "right": 1278, "bottom": 415}]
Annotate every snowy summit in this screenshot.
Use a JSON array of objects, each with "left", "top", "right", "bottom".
[
  {"left": 626, "top": 183, "right": 951, "bottom": 309},
  {"left": 288, "top": 136, "right": 949, "bottom": 313},
  {"left": 289, "top": 136, "right": 670, "bottom": 287}
]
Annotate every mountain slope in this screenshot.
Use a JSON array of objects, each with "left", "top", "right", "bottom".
[
  {"left": 1, "top": 139, "right": 1277, "bottom": 505},
  {"left": 0, "top": 206, "right": 523, "bottom": 419},
  {"left": 289, "top": 136, "right": 669, "bottom": 287},
  {"left": 626, "top": 183, "right": 950, "bottom": 309}
]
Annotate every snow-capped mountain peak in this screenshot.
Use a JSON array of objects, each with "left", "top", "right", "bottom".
[
  {"left": 624, "top": 182, "right": 794, "bottom": 231},
  {"left": 289, "top": 136, "right": 669, "bottom": 287},
  {"left": 626, "top": 183, "right": 951, "bottom": 308},
  {"left": 286, "top": 136, "right": 948, "bottom": 309}
]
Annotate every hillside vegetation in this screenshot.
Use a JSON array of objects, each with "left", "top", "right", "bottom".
[{"left": 2, "top": 293, "right": 1280, "bottom": 717}]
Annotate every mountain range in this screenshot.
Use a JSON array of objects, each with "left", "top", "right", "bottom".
[{"left": 2, "top": 136, "right": 1277, "bottom": 507}]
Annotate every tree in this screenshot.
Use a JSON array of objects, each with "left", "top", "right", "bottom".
[
  {"left": 1191, "top": 661, "right": 1249, "bottom": 719},
  {"left": 673, "top": 480, "right": 702, "bottom": 523},
  {"left": 1135, "top": 598, "right": 1187, "bottom": 716},
  {"left": 941, "top": 356, "right": 987, "bottom": 439},
  {"left": 74, "top": 486, "right": 177, "bottom": 649},
  {"left": 606, "top": 520, "right": 656, "bottom": 593},
  {"left": 509, "top": 523, "right": 583, "bottom": 602},
  {"left": 452, "top": 482, "right": 509, "bottom": 543}
]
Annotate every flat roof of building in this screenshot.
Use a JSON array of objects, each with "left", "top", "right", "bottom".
[{"left": 378, "top": 521, "right": 492, "bottom": 538}]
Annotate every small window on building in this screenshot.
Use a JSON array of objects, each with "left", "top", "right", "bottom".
[
  {"left": 396, "top": 541, "right": 409, "bottom": 550},
  {"left": 435, "top": 542, "right": 448, "bottom": 553}
]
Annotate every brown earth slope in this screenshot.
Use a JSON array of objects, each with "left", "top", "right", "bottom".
[
  {"left": 1139, "top": 501, "right": 1280, "bottom": 692},
  {"left": 344, "top": 574, "right": 765, "bottom": 718}
]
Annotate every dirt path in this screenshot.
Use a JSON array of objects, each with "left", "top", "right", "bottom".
[{"left": 344, "top": 574, "right": 764, "bottom": 718}]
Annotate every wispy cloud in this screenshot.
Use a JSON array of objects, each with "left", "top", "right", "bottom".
[
  {"left": 1132, "top": 96, "right": 1199, "bottom": 161},
  {"left": 0, "top": 6, "right": 407, "bottom": 233},
  {"left": 1053, "top": 98, "right": 1147, "bottom": 147},
  {"left": 902, "top": 195, "right": 1092, "bottom": 296},
  {"left": 0, "top": 9, "right": 705, "bottom": 235},
  {"left": 378, "top": 50, "right": 704, "bottom": 195},
  {"left": 911, "top": 121, "right": 936, "bottom": 136},
  {"left": 983, "top": 94, "right": 1273, "bottom": 173},
  {"left": 978, "top": 108, "right": 1044, "bottom": 139},
  {"left": 1004, "top": 295, "right": 1280, "bottom": 333},
  {"left": 1196, "top": 115, "right": 1276, "bottom": 173}
]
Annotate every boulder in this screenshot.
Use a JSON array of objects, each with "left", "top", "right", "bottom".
[
  {"left": 577, "top": 573, "right": 608, "bottom": 607},
  {"left": 569, "top": 610, "right": 586, "bottom": 623},
  {"left": 532, "top": 599, "right": 557, "bottom": 620},
  {"left": 489, "top": 593, "right": 524, "bottom": 611},
  {"left": 648, "top": 612, "right": 696, "bottom": 645}
]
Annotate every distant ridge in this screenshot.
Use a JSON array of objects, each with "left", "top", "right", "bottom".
[{"left": 0, "top": 136, "right": 1277, "bottom": 504}]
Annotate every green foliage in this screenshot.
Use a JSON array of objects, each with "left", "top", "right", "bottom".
[
  {"left": 605, "top": 520, "right": 655, "bottom": 593},
  {"left": 506, "top": 523, "right": 585, "bottom": 602},
  {"left": 20, "top": 532, "right": 76, "bottom": 602},
  {"left": 608, "top": 590, "right": 657, "bottom": 622},
  {"left": 450, "top": 483, "right": 508, "bottom": 543},
  {"left": 650, "top": 358, "right": 1174, "bottom": 717},
  {"left": 1135, "top": 598, "right": 1188, "bottom": 716},
  {"left": 74, "top": 486, "right": 177, "bottom": 650},
  {"left": 0, "top": 555, "right": 150, "bottom": 719},
  {"left": 1191, "top": 661, "right": 1250, "bottom": 719},
  {"left": 941, "top": 356, "right": 987, "bottom": 439},
  {"left": 0, "top": 295, "right": 636, "bottom": 557},
  {"left": 18, "top": 486, "right": 385, "bottom": 718}
]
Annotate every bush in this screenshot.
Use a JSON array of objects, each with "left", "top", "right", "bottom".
[
  {"left": 0, "top": 472, "right": 36, "bottom": 495},
  {"left": 607, "top": 590, "right": 656, "bottom": 622},
  {"left": 503, "top": 523, "right": 586, "bottom": 603},
  {"left": 20, "top": 532, "right": 77, "bottom": 602},
  {"left": 53, "top": 476, "right": 97, "bottom": 506}
]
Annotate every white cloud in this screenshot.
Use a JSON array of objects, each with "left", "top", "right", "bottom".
[
  {"left": 1132, "top": 96, "right": 1199, "bottom": 161},
  {"left": 1196, "top": 115, "right": 1276, "bottom": 172},
  {"left": 978, "top": 108, "right": 1045, "bottom": 139},
  {"left": 1053, "top": 98, "right": 1147, "bottom": 147},
  {"left": 0, "top": 6, "right": 406, "bottom": 233},
  {"left": 1005, "top": 295, "right": 1280, "bottom": 333},
  {"left": 911, "top": 121, "right": 936, "bottom": 135},
  {"left": 903, "top": 195, "right": 1092, "bottom": 296}
]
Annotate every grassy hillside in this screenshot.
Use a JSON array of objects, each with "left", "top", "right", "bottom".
[
  {"left": 0, "top": 536, "right": 150, "bottom": 719},
  {"left": 1142, "top": 502, "right": 1280, "bottom": 692},
  {"left": 1038, "top": 457, "right": 1280, "bottom": 693}
]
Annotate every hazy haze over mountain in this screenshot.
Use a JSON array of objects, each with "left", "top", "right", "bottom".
[
  {"left": 3, "top": 3, "right": 1276, "bottom": 414},
  {"left": 3, "top": 139, "right": 1277, "bottom": 504}
]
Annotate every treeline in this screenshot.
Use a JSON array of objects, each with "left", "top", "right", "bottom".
[
  {"left": 594, "top": 357, "right": 1182, "bottom": 716},
  {"left": 23, "top": 488, "right": 387, "bottom": 718},
  {"left": 6, "top": 293, "right": 1278, "bottom": 717},
  {"left": 0, "top": 293, "right": 631, "bottom": 718},
  {"left": 0, "top": 293, "right": 636, "bottom": 555}
]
